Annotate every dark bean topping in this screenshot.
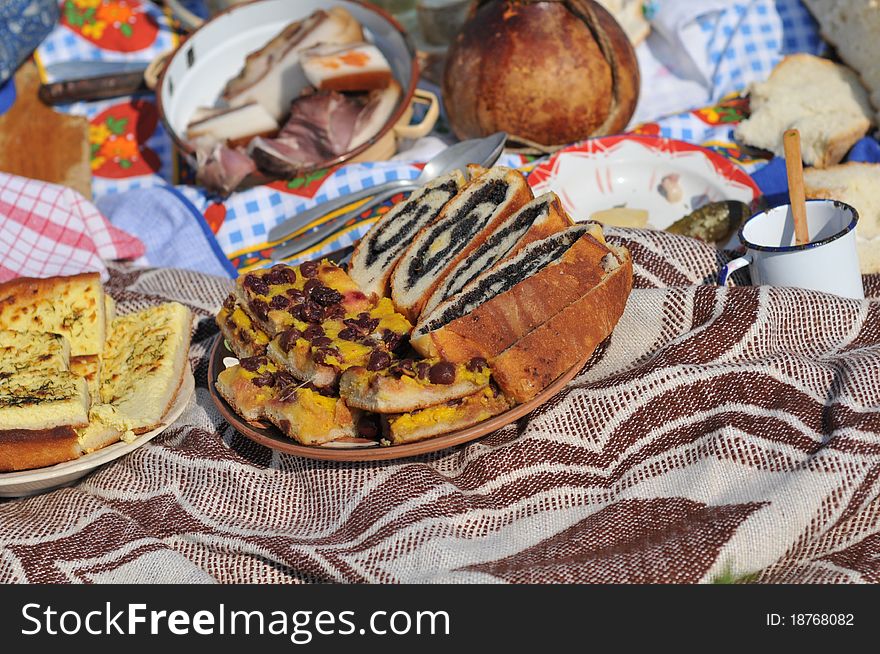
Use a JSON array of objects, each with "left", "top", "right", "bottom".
[
  {"left": 222, "top": 294, "right": 236, "bottom": 311},
  {"left": 252, "top": 372, "right": 275, "bottom": 387},
  {"left": 313, "top": 347, "right": 340, "bottom": 367},
  {"left": 278, "top": 385, "right": 299, "bottom": 402},
  {"left": 323, "top": 304, "right": 345, "bottom": 320},
  {"left": 278, "top": 328, "right": 301, "bottom": 352},
  {"left": 301, "top": 301, "right": 324, "bottom": 323},
  {"left": 303, "top": 325, "right": 324, "bottom": 340},
  {"left": 274, "top": 371, "right": 296, "bottom": 388},
  {"left": 466, "top": 357, "right": 488, "bottom": 373},
  {"left": 288, "top": 304, "right": 305, "bottom": 320},
  {"left": 243, "top": 274, "right": 258, "bottom": 289},
  {"left": 366, "top": 349, "right": 391, "bottom": 371},
  {"left": 299, "top": 260, "right": 319, "bottom": 278},
  {"left": 312, "top": 336, "right": 333, "bottom": 348},
  {"left": 397, "top": 358, "right": 415, "bottom": 373},
  {"left": 270, "top": 264, "right": 297, "bottom": 283},
  {"left": 269, "top": 294, "right": 290, "bottom": 310},
  {"left": 382, "top": 330, "right": 402, "bottom": 351},
  {"left": 429, "top": 361, "right": 456, "bottom": 385},
  {"left": 357, "top": 417, "right": 379, "bottom": 439},
  {"left": 338, "top": 327, "right": 360, "bottom": 341},
  {"left": 249, "top": 299, "right": 269, "bottom": 321},
  {"left": 285, "top": 288, "right": 306, "bottom": 303},
  {"left": 357, "top": 312, "right": 371, "bottom": 322},
  {"left": 303, "top": 278, "right": 322, "bottom": 295},
  {"left": 416, "top": 362, "right": 430, "bottom": 380},
  {"left": 311, "top": 285, "right": 344, "bottom": 307},
  {"left": 239, "top": 356, "right": 265, "bottom": 372}
]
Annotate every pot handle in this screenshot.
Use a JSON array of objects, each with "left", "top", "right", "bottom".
[
  {"left": 718, "top": 254, "right": 752, "bottom": 286},
  {"left": 394, "top": 88, "right": 439, "bottom": 140}
]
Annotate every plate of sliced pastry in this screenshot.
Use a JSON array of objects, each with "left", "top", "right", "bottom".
[
  {"left": 209, "top": 165, "right": 634, "bottom": 461},
  {"left": 0, "top": 273, "right": 194, "bottom": 496}
]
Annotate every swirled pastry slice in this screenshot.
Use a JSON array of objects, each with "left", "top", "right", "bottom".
[
  {"left": 411, "top": 224, "right": 611, "bottom": 361},
  {"left": 419, "top": 191, "right": 573, "bottom": 318},
  {"left": 348, "top": 170, "right": 466, "bottom": 299},
  {"left": 390, "top": 166, "right": 533, "bottom": 321}
]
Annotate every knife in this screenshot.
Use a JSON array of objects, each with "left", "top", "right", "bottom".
[{"left": 39, "top": 61, "right": 150, "bottom": 105}]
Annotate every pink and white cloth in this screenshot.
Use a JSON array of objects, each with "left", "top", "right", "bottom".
[{"left": 0, "top": 172, "right": 144, "bottom": 282}]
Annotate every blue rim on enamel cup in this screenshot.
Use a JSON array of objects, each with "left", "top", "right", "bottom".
[
  {"left": 739, "top": 199, "right": 859, "bottom": 252},
  {"left": 719, "top": 199, "right": 864, "bottom": 300}
]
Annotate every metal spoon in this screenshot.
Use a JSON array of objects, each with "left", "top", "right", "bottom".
[{"left": 266, "top": 131, "right": 507, "bottom": 246}]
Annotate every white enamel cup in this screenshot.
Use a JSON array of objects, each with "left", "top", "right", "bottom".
[{"left": 719, "top": 199, "right": 864, "bottom": 300}]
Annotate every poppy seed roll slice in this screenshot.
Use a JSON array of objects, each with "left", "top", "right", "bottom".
[
  {"left": 347, "top": 170, "right": 465, "bottom": 299},
  {"left": 418, "top": 191, "right": 572, "bottom": 317},
  {"left": 389, "top": 166, "right": 533, "bottom": 321}
]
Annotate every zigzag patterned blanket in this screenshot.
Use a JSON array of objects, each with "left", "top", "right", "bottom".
[{"left": 1, "top": 228, "right": 879, "bottom": 583}]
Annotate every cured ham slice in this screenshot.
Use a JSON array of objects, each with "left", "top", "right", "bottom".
[{"left": 221, "top": 7, "right": 364, "bottom": 120}]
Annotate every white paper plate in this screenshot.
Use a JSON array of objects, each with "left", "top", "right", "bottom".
[{"left": 0, "top": 369, "right": 195, "bottom": 498}]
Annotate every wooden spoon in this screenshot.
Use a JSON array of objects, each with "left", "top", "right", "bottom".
[{"left": 783, "top": 129, "right": 811, "bottom": 245}]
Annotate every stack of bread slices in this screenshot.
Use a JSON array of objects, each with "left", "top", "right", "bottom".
[
  {"left": 0, "top": 272, "right": 193, "bottom": 472},
  {"left": 217, "top": 165, "right": 633, "bottom": 446}
]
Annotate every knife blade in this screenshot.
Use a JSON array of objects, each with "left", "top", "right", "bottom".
[{"left": 39, "top": 61, "right": 150, "bottom": 105}]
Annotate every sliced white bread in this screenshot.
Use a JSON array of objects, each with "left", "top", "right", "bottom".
[
  {"left": 390, "top": 166, "right": 534, "bottom": 321},
  {"left": 734, "top": 54, "right": 873, "bottom": 167},
  {"left": 100, "top": 302, "right": 193, "bottom": 433},
  {"left": 801, "top": 0, "right": 880, "bottom": 128},
  {"left": 0, "top": 272, "right": 107, "bottom": 357},
  {"left": 348, "top": 170, "right": 466, "bottom": 299},
  {"left": 0, "top": 329, "right": 70, "bottom": 376},
  {"left": 419, "top": 191, "right": 573, "bottom": 318},
  {"left": 803, "top": 161, "right": 880, "bottom": 274},
  {"left": 0, "top": 371, "right": 90, "bottom": 432}
]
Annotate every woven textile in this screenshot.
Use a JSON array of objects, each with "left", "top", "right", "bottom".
[{"left": 1, "top": 230, "right": 879, "bottom": 584}]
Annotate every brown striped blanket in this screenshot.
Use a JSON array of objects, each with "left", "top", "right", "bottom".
[{"left": 1, "top": 228, "right": 879, "bottom": 583}]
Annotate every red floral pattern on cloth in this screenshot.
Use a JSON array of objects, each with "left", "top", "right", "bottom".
[
  {"left": 1, "top": 231, "right": 878, "bottom": 583},
  {"left": 61, "top": 0, "right": 158, "bottom": 52},
  {"left": 89, "top": 100, "right": 161, "bottom": 178}
]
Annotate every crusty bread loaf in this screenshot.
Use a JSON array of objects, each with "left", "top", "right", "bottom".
[
  {"left": 492, "top": 245, "right": 633, "bottom": 403},
  {"left": 803, "top": 161, "right": 880, "bottom": 274},
  {"left": 390, "top": 166, "right": 534, "bottom": 321},
  {"left": 734, "top": 54, "right": 873, "bottom": 168},
  {"left": 0, "top": 425, "right": 81, "bottom": 472},
  {"left": 419, "top": 191, "right": 574, "bottom": 318},
  {"left": 0, "top": 272, "right": 106, "bottom": 356},
  {"left": 348, "top": 170, "right": 466, "bottom": 299},
  {"left": 801, "top": 0, "right": 880, "bottom": 128},
  {"left": 411, "top": 224, "right": 615, "bottom": 362},
  {"left": 339, "top": 357, "right": 491, "bottom": 413},
  {"left": 101, "top": 302, "right": 193, "bottom": 433},
  {"left": 381, "top": 386, "right": 511, "bottom": 445}
]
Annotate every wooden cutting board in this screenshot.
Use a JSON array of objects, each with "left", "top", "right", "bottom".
[{"left": 0, "top": 61, "right": 92, "bottom": 199}]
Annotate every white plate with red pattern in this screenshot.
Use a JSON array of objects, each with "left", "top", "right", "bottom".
[{"left": 528, "top": 135, "right": 760, "bottom": 231}]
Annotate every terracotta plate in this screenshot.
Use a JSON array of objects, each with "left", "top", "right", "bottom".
[{"left": 207, "top": 336, "right": 587, "bottom": 461}]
